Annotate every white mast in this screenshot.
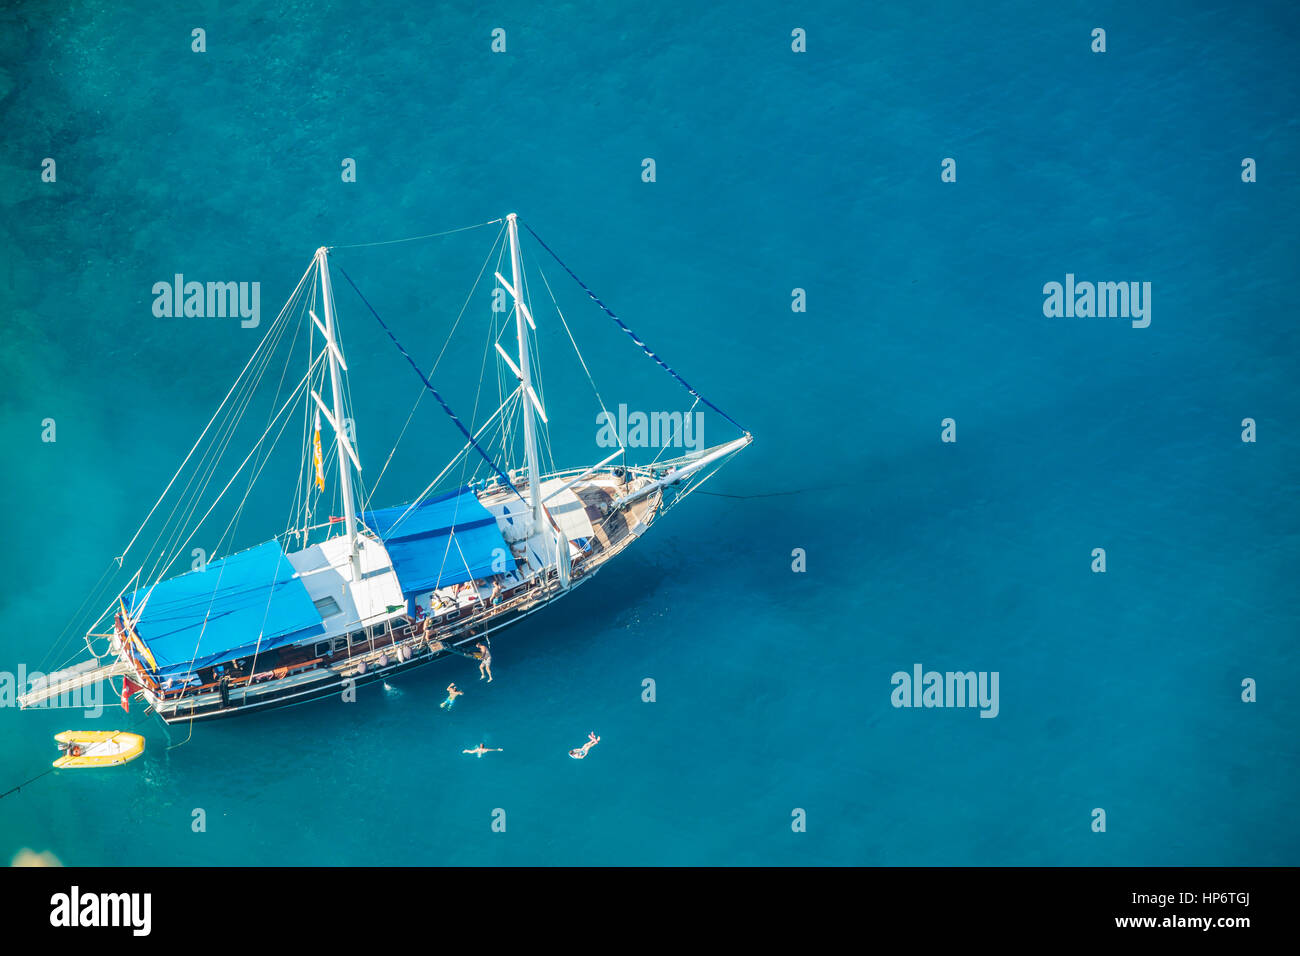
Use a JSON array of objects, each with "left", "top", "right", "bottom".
[
  {"left": 506, "top": 214, "right": 545, "bottom": 530},
  {"left": 316, "top": 247, "right": 362, "bottom": 580}
]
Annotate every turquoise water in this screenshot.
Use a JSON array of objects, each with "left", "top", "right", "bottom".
[{"left": 2, "top": 0, "right": 1298, "bottom": 865}]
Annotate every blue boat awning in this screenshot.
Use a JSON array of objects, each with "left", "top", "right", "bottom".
[
  {"left": 125, "top": 540, "right": 324, "bottom": 678},
  {"left": 362, "top": 486, "right": 515, "bottom": 594}
]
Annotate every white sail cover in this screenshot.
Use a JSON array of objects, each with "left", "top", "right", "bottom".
[{"left": 286, "top": 534, "right": 404, "bottom": 641}]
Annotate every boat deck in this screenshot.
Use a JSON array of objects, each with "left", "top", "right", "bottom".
[{"left": 144, "top": 476, "right": 661, "bottom": 721}]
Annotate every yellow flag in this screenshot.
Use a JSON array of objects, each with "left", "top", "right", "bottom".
[
  {"left": 120, "top": 598, "right": 158, "bottom": 673},
  {"left": 313, "top": 410, "right": 325, "bottom": 491}
]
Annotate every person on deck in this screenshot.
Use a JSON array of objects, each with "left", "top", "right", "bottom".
[
  {"left": 489, "top": 578, "right": 503, "bottom": 606},
  {"left": 440, "top": 682, "right": 463, "bottom": 710},
  {"left": 475, "top": 642, "right": 493, "bottom": 683}
]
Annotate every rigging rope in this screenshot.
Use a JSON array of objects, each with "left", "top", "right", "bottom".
[
  {"left": 520, "top": 220, "right": 748, "bottom": 435},
  {"left": 330, "top": 218, "right": 503, "bottom": 250},
  {"left": 365, "top": 222, "right": 508, "bottom": 509},
  {"left": 334, "top": 263, "right": 525, "bottom": 503},
  {"left": 532, "top": 254, "right": 626, "bottom": 465}
]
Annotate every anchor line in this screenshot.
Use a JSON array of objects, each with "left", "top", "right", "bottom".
[{"left": 0, "top": 713, "right": 158, "bottom": 801}]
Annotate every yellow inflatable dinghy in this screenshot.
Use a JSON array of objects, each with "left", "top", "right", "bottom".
[{"left": 53, "top": 730, "right": 145, "bottom": 769}]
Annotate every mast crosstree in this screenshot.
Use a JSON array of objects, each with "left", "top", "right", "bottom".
[{"left": 314, "top": 247, "right": 362, "bottom": 581}]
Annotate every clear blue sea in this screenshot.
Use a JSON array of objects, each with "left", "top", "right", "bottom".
[{"left": 1, "top": 0, "right": 1297, "bottom": 865}]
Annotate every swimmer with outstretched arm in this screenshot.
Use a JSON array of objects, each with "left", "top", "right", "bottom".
[{"left": 462, "top": 743, "right": 503, "bottom": 758}]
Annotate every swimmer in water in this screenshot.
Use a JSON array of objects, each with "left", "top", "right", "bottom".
[
  {"left": 568, "top": 732, "right": 600, "bottom": 759},
  {"left": 440, "top": 682, "right": 463, "bottom": 709},
  {"left": 462, "top": 743, "right": 503, "bottom": 758},
  {"left": 476, "top": 642, "right": 493, "bottom": 682}
]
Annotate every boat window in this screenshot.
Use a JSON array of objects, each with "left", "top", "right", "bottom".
[
  {"left": 348, "top": 632, "right": 368, "bottom": 647},
  {"left": 314, "top": 642, "right": 331, "bottom": 658},
  {"left": 313, "top": 595, "right": 342, "bottom": 618}
]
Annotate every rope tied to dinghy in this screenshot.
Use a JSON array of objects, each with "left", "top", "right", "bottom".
[{"left": 519, "top": 221, "right": 749, "bottom": 435}]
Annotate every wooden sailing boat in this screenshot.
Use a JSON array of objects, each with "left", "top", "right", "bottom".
[{"left": 20, "top": 215, "right": 751, "bottom": 723}]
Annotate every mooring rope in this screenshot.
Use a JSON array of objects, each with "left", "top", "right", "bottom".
[
  {"left": 0, "top": 712, "right": 159, "bottom": 801},
  {"left": 697, "top": 483, "right": 846, "bottom": 500}
]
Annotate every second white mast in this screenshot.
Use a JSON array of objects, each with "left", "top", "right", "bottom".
[{"left": 506, "top": 214, "right": 545, "bottom": 530}]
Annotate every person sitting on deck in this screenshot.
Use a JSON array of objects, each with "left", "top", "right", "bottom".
[{"left": 511, "top": 543, "right": 533, "bottom": 574}]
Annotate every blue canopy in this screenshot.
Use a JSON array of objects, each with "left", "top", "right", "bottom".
[
  {"left": 124, "top": 540, "right": 324, "bottom": 678},
  {"left": 362, "top": 486, "right": 515, "bottom": 594}
]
